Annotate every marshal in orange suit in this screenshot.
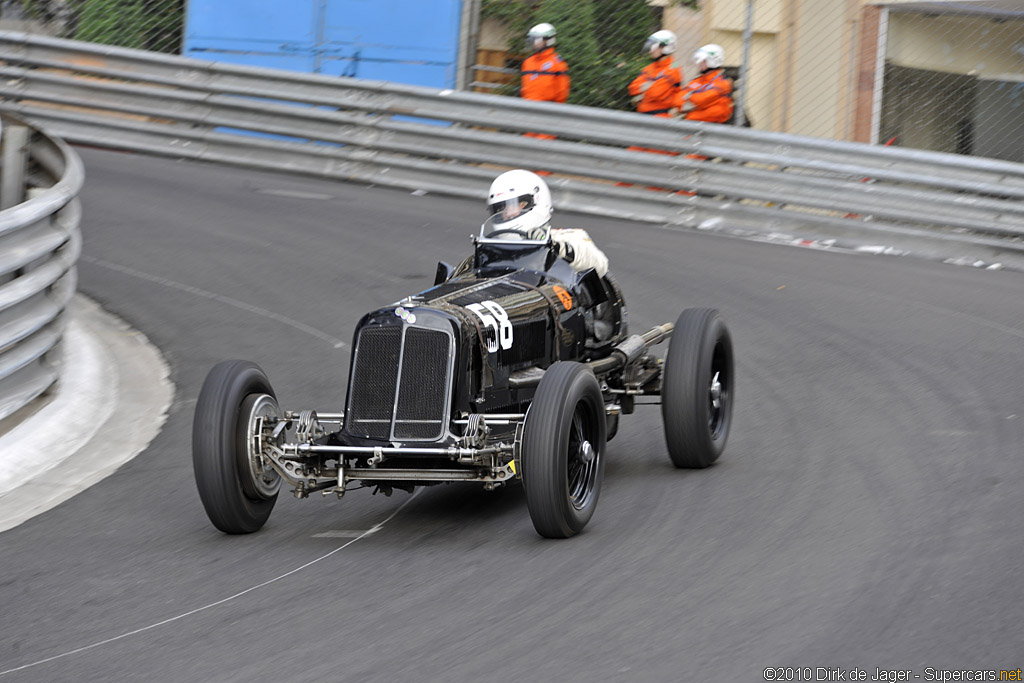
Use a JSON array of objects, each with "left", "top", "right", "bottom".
[{"left": 521, "top": 23, "right": 570, "bottom": 141}]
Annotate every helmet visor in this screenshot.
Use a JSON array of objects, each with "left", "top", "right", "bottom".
[{"left": 487, "top": 194, "right": 535, "bottom": 224}]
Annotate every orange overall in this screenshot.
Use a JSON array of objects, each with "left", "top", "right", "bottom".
[
  {"left": 624, "top": 56, "right": 683, "bottom": 189},
  {"left": 521, "top": 47, "right": 570, "bottom": 141},
  {"left": 680, "top": 69, "right": 734, "bottom": 166},
  {"left": 521, "top": 47, "right": 570, "bottom": 104},
  {"left": 682, "top": 68, "right": 734, "bottom": 123},
  {"left": 627, "top": 56, "right": 683, "bottom": 155},
  {"left": 628, "top": 56, "right": 683, "bottom": 116}
]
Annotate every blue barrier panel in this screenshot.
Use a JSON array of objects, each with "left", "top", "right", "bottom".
[
  {"left": 183, "top": 2, "right": 317, "bottom": 72},
  {"left": 318, "top": 0, "right": 461, "bottom": 87},
  {"left": 184, "top": 0, "right": 462, "bottom": 89}
]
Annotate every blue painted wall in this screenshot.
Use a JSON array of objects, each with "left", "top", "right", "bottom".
[{"left": 184, "top": 0, "right": 463, "bottom": 88}]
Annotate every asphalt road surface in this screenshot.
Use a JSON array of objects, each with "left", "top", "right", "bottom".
[{"left": 1, "top": 148, "right": 1022, "bottom": 682}]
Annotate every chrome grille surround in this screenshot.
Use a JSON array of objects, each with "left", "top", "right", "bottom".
[{"left": 344, "top": 309, "right": 455, "bottom": 443}]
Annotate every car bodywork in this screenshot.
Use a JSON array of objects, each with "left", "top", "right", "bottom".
[
  {"left": 193, "top": 230, "right": 733, "bottom": 538},
  {"left": 274, "top": 238, "right": 630, "bottom": 490}
]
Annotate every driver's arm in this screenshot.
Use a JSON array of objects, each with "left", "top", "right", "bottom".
[{"left": 551, "top": 228, "right": 609, "bottom": 277}]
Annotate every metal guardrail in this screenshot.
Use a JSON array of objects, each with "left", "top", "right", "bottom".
[
  {"left": 0, "top": 31, "right": 1021, "bottom": 260},
  {"left": 0, "top": 112, "right": 84, "bottom": 422}
]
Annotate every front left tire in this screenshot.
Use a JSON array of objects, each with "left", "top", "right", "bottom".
[{"left": 193, "top": 360, "right": 282, "bottom": 534}]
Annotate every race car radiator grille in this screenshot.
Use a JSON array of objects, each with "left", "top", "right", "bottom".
[
  {"left": 347, "top": 326, "right": 402, "bottom": 440},
  {"left": 346, "top": 317, "right": 453, "bottom": 442},
  {"left": 394, "top": 328, "right": 449, "bottom": 439}
]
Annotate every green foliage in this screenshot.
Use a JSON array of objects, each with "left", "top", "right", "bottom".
[
  {"left": 535, "top": 0, "right": 602, "bottom": 107},
  {"left": 20, "top": 0, "right": 183, "bottom": 53},
  {"left": 482, "top": 0, "right": 661, "bottom": 111},
  {"left": 480, "top": 0, "right": 538, "bottom": 43},
  {"left": 77, "top": 0, "right": 183, "bottom": 52},
  {"left": 592, "top": 0, "right": 659, "bottom": 57}
]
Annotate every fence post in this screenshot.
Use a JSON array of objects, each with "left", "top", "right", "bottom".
[
  {"left": 1, "top": 124, "right": 29, "bottom": 210},
  {"left": 735, "top": 0, "right": 755, "bottom": 128},
  {"left": 457, "top": 0, "right": 482, "bottom": 90}
]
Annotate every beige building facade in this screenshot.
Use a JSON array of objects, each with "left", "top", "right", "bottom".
[
  {"left": 664, "top": 0, "right": 1024, "bottom": 160},
  {"left": 473, "top": 0, "right": 1022, "bottom": 160}
]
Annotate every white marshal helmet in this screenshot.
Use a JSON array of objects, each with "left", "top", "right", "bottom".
[
  {"left": 527, "top": 22, "right": 556, "bottom": 47},
  {"left": 483, "top": 169, "right": 553, "bottom": 240},
  {"left": 644, "top": 29, "right": 677, "bottom": 55},
  {"left": 693, "top": 43, "right": 725, "bottom": 70}
]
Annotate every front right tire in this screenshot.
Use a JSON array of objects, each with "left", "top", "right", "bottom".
[
  {"left": 522, "top": 362, "right": 607, "bottom": 539},
  {"left": 193, "top": 360, "right": 281, "bottom": 534}
]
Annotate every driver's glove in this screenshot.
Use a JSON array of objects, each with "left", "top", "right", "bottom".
[{"left": 555, "top": 238, "right": 576, "bottom": 263}]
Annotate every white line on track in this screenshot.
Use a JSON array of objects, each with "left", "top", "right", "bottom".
[
  {"left": 312, "top": 529, "right": 377, "bottom": 538},
  {"left": 82, "top": 256, "right": 348, "bottom": 348},
  {"left": 0, "top": 490, "right": 420, "bottom": 677},
  {"left": 256, "top": 188, "right": 335, "bottom": 200}
]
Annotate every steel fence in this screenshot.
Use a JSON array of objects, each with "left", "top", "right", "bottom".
[
  {"left": 0, "top": 31, "right": 1021, "bottom": 262},
  {"left": 0, "top": 112, "right": 84, "bottom": 423},
  {"left": 3, "top": 0, "right": 182, "bottom": 53},
  {"left": 3, "top": 2, "right": 1021, "bottom": 162},
  {"left": 476, "top": 1, "right": 1024, "bottom": 162}
]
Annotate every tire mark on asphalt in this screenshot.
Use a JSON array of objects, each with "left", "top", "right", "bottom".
[
  {"left": 852, "top": 289, "right": 1024, "bottom": 341},
  {"left": 81, "top": 256, "right": 348, "bottom": 349},
  {"left": 0, "top": 490, "right": 420, "bottom": 677}
]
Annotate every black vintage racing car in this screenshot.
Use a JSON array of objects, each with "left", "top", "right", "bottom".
[{"left": 192, "top": 223, "right": 734, "bottom": 539}]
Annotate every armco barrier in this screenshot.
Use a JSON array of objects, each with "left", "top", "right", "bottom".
[
  {"left": 0, "top": 31, "right": 1021, "bottom": 261},
  {"left": 0, "top": 112, "right": 84, "bottom": 422}
]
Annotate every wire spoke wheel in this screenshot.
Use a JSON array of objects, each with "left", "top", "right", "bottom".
[
  {"left": 193, "top": 360, "right": 281, "bottom": 534},
  {"left": 239, "top": 393, "right": 283, "bottom": 500}
]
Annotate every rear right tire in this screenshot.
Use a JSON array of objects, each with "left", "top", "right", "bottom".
[{"left": 661, "top": 309, "right": 734, "bottom": 468}]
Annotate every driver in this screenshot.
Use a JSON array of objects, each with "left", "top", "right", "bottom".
[{"left": 483, "top": 169, "right": 609, "bottom": 277}]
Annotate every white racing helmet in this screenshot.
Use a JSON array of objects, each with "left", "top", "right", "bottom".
[
  {"left": 644, "top": 29, "right": 677, "bottom": 56},
  {"left": 693, "top": 43, "right": 725, "bottom": 70},
  {"left": 527, "top": 23, "right": 556, "bottom": 50},
  {"left": 483, "top": 169, "right": 552, "bottom": 241}
]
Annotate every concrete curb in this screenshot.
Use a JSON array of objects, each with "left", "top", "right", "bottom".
[{"left": 0, "top": 294, "right": 174, "bottom": 533}]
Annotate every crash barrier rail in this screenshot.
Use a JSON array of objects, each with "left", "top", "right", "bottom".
[
  {"left": 0, "top": 31, "right": 1022, "bottom": 261},
  {"left": 0, "top": 111, "right": 83, "bottom": 423}
]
